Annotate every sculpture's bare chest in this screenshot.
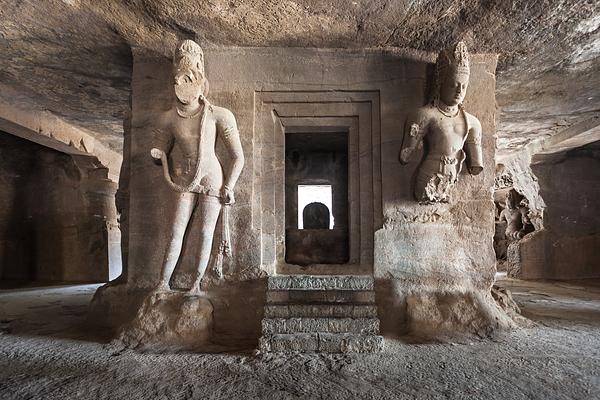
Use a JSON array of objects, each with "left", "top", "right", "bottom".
[
  {"left": 427, "top": 113, "right": 469, "bottom": 153},
  {"left": 172, "top": 117, "right": 201, "bottom": 141}
]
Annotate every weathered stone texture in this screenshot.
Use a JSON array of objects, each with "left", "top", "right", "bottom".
[
  {"left": 264, "top": 304, "right": 377, "bottom": 319},
  {"left": 260, "top": 275, "right": 383, "bottom": 353},
  {"left": 262, "top": 318, "right": 379, "bottom": 335},
  {"left": 266, "top": 290, "right": 376, "bottom": 304},
  {"left": 268, "top": 275, "right": 374, "bottom": 291},
  {"left": 92, "top": 48, "right": 511, "bottom": 345},
  {"left": 2, "top": 1, "right": 599, "bottom": 156},
  {"left": 0, "top": 132, "right": 118, "bottom": 283},
  {"left": 260, "top": 333, "right": 384, "bottom": 353},
  {"left": 113, "top": 291, "right": 213, "bottom": 351},
  {"left": 375, "top": 54, "right": 515, "bottom": 338},
  {"left": 517, "top": 143, "right": 600, "bottom": 279}
]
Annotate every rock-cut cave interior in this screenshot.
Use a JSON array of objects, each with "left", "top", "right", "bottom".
[{"left": 0, "top": 1, "right": 599, "bottom": 399}]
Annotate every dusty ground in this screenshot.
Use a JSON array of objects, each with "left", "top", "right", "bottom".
[{"left": 0, "top": 278, "right": 599, "bottom": 399}]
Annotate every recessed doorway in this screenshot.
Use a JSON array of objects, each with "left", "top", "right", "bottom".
[{"left": 285, "top": 131, "right": 349, "bottom": 265}]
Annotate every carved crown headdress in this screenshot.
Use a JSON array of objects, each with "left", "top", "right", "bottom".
[
  {"left": 437, "top": 41, "right": 470, "bottom": 78},
  {"left": 174, "top": 39, "right": 205, "bottom": 77},
  {"left": 432, "top": 41, "right": 470, "bottom": 102}
]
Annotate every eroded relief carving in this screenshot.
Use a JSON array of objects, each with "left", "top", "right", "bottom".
[
  {"left": 150, "top": 40, "right": 245, "bottom": 294},
  {"left": 400, "top": 42, "right": 483, "bottom": 203},
  {"left": 499, "top": 190, "right": 533, "bottom": 240}
]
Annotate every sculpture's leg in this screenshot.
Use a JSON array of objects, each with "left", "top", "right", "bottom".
[
  {"left": 155, "top": 192, "right": 196, "bottom": 292},
  {"left": 188, "top": 195, "right": 222, "bottom": 295}
]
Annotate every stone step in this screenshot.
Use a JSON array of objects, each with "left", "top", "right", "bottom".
[
  {"left": 266, "top": 290, "right": 375, "bottom": 304},
  {"left": 268, "top": 275, "right": 374, "bottom": 291},
  {"left": 264, "top": 304, "right": 378, "bottom": 319},
  {"left": 262, "top": 317, "right": 379, "bottom": 335},
  {"left": 259, "top": 333, "right": 384, "bottom": 353}
]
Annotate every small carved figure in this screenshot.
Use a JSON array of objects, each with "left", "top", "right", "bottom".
[
  {"left": 399, "top": 42, "right": 483, "bottom": 202},
  {"left": 499, "top": 190, "right": 532, "bottom": 240},
  {"left": 150, "top": 40, "right": 244, "bottom": 295}
]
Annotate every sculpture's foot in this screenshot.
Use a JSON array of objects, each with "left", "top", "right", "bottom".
[
  {"left": 186, "top": 283, "right": 207, "bottom": 298},
  {"left": 151, "top": 283, "right": 171, "bottom": 294},
  {"left": 105, "top": 275, "right": 127, "bottom": 288}
]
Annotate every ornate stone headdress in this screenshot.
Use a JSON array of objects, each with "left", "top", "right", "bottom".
[
  {"left": 173, "top": 39, "right": 205, "bottom": 79},
  {"left": 433, "top": 41, "right": 470, "bottom": 101}
]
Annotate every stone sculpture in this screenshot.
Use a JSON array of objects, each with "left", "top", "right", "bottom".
[
  {"left": 150, "top": 39, "right": 245, "bottom": 294},
  {"left": 399, "top": 42, "right": 483, "bottom": 202},
  {"left": 499, "top": 190, "right": 532, "bottom": 240}
]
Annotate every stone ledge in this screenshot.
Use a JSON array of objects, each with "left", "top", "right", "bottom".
[
  {"left": 268, "top": 275, "right": 374, "bottom": 291},
  {"left": 259, "top": 333, "right": 384, "bottom": 353},
  {"left": 262, "top": 317, "right": 380, "bottom": 335},
  {"left": 266, "top": 290, "right": 375, "bottom": 304},
  {"left": 264, "top": 304, "right": 378, "bottom": 318}
]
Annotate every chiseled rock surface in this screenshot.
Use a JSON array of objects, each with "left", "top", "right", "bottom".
[
  {"left": 260, "top": 275, "right": 383, "bottom": 353},
  {"left": 260, "top": 333, "right": 384, "bottom": 353},
  {"left": 262, "top": 318, "right": 379, "bottom": 335},
  {"left": 268, "top": 275, "right": 374, "bottom": 291},
  {"left": 266, "top": 290, "right": 375, "bottom": 304},
  {"left": 1, "top": 1, "right": 599, "bottom": 154},
  {"left": 264, "top": 304, "right": 378, "bottom": 319},
  {"left": 113, "top": 291, "right": 213, "bottom": 351},
  {"left": 2, "top": 282, "right": 600, "bottom": 398}
]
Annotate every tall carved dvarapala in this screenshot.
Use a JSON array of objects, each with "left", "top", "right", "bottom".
[
  {"left": 400, "top": 42, "right": 483, "bottom": 203},
  {"left": 150, "top": 39, "right": 245, "bottom": 295}
]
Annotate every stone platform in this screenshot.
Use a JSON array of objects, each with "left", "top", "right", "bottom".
[{"left": 259, "top": 275, "right": 384, "bottom": 353}]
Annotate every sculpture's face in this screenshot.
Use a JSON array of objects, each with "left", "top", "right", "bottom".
[
  {"left": 174, "top": 65, "right": 205, "bottom": 105},
  {"left": 440, "top": 73, "right": 469, "bottom": 106}
]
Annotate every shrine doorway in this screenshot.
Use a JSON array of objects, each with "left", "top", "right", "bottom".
[{"left": 284, "top": 131, "right": 349, "bottom": 266}]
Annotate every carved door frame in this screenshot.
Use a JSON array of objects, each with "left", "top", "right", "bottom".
[{"left": 253, "top": 91, "right": 382, "bottom": 275}]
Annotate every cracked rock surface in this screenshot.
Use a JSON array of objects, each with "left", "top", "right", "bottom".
[
  {"left": 0, "top": 280, "right": 599, "bottom": 399},
  {"left": 1, "top": 0, "right": 599, "bottom": 152}
]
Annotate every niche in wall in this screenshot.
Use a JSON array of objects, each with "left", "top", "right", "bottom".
[
  {"left": 0, "top": 131, "right": 119, "bottom": 285},
  {"left": 285, "top": 131, "right": 349, "bottom": 265}
]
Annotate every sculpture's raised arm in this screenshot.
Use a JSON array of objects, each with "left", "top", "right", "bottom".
[{"left": 465, "top": 116, "right": 483, "bottom": 175}]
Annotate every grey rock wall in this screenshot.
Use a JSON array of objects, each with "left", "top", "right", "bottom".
[
  {"left": 0, "top": 132, "right": 118, "bottom": 283},
  {"left": 518, "top": 142, "right": 600, "bottom": 279}
]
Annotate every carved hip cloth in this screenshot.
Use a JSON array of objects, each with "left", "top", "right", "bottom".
[{"left": 415, "top": 151, "right": 466, "bottom": 202}]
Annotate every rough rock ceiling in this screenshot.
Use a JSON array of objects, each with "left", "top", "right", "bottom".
[{"left": 1, "top": 0, "right": 599, "bottom": 154}]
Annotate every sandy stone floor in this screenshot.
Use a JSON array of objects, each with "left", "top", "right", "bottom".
[{"left": 0, "top": 278, "right": 599, "bottom": 400}]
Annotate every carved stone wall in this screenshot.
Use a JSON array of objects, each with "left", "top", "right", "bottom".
[
  {"left": 374, "top": 54, "right": 513, "bottom": 337},
  {"left": 0, "top": 132, "right": 118, "bottom": 283},
  {"left": 518, "top": 142, "right": 600, "bottom": 279},
  {"left": 93, "top": 47, "right": 510, "bottom": 341}
]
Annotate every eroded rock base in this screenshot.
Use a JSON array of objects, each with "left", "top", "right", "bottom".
[
  {"left": 259, "top": 275, "right": 383, "bottom": 353},
  {"left": 114, "top": 290, "right": 213, "bottom": 351},
  {"left": 405, "top": 289, "right": 517, "bottom": 339}
]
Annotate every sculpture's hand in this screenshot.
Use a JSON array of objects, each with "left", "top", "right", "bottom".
[
  {"left": 469, "top": 166, "right": 483, "bottom": 175},
  {"left": 399, "top": 147, "right": 414, "bottom": 164},
  {"left": 221, "top": 186, "right": 235, "bottom": 205},
  {"left": 150, "top": 148, "right": 164, "bottom": 164}
]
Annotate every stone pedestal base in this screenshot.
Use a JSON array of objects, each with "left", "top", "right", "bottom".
[
  {"left": 89, "top": 284, "right": 146, "bottom": 334},
  {"left": 405, "top": 290, "right": 516, "bottom": 339},
  {"left": 113, "top": 291, "right": 214, "bottom": 351}
]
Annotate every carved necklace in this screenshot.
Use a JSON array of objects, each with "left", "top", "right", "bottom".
[
  {"left": 176, "top": 105, "right": 203, "bottom": 119},
  {"left": 435, "top": 100, "right": 460, "bottom": 118}
]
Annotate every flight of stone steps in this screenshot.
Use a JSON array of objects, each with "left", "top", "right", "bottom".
[{"left": 259, "top": 275, "right": 384, "bottom": 353}]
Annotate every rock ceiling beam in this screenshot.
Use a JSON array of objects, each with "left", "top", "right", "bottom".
[{"left": 0, "top": 98, "right": 122, "bottom": 180}]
